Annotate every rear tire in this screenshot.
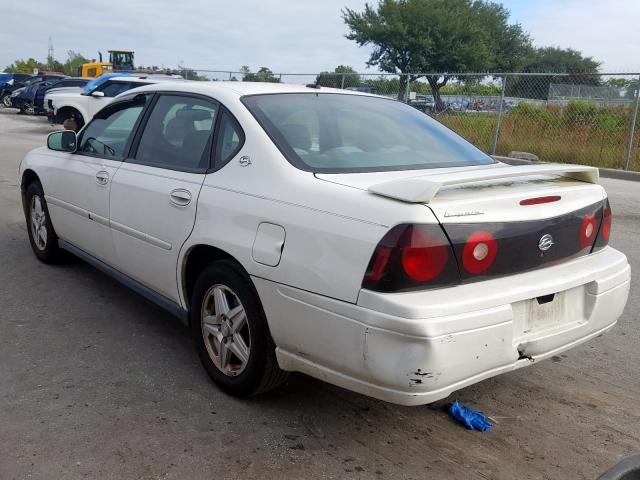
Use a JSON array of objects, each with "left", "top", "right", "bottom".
[
  {"left": 190, "top": 260, "right": 288, "bottom": 397},
  {"left": 1, "top": 93, "right": 11, "bottom": 108},
  {"left": 25, "top": 181, "right": 64, "bottom": 263}
]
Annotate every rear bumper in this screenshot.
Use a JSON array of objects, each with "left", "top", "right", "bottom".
[{"left": 254, "top": 246, "right": 630, "bottom": 406}]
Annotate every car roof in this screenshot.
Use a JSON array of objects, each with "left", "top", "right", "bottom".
[{"left": 122, "top": 80, "right": 373, "bottom": 98}]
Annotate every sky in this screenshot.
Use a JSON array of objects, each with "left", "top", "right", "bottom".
[{"left": 0, "top": 0, "right": 638, "bottom": 75}]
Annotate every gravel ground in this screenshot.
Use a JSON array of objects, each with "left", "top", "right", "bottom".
[{"left": 0, "top": 108, "right": 638, "bottom": 480}]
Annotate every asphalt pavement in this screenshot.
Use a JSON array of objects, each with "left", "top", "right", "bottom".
[{"left": 0, "top": 108, "right": 638, "bottom": 480}]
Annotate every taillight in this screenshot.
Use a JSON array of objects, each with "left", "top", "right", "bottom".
[
  {"left": 401, "top": 227, "right": 449, "bottom": 281},
  {"left": 593, "top": 199, "right": 612, "bottom": 251},
  {"left": 579, "top": 211, "right": 598, "bottom": 249},
  {"left": 462, "top": 230, "right": 498, "bottom": 274},
  {"left": 362, "top": 224, "right": 459, "bottom": 292}
]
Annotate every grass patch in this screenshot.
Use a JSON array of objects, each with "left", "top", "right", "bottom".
[{"left": 436, "top": 101, "right": 639, "bottom": 171}]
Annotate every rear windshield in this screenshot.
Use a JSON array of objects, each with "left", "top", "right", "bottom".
[{"left": 242, "top": 93, "right": 495, "bottom": 173}]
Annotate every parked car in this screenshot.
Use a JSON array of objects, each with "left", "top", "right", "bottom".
[
  {"left": 19, "top": 82, "right": 630, "bottom": 405},
  {"left": 345, "top": 86, "right": 378, "bottom": 94},
  {"left": 0, "top": 73, "right": 33, "bottom": 107},
  {"left": 410, "top": 94, "right": 435, "bottom": 112},
  {"left": 2, "top": 74, "right": 64, "bottom": 109},
  {"left": 46, "top": 73, "right": 180, "bottom": 128},
  {"left": 34, "top": 77, "right": 88, "bottom": 115},
  {"left": 12, "top": 77, "right": 69, "bottom": 114}
]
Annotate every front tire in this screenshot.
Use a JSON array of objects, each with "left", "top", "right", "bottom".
[
  {"left": 22, "top": 102, "right": 36, "bottom": 115},
  {"left": 1, "top": 93, "right": 11, "bottom": 108},
  {"left": 190, "top": 260, "right": 288, "bottom": 397},
  {"left": 25, "top": 181, "right": 63, "bottom": 263}
]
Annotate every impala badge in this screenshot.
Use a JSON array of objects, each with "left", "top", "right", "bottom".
[
  {"left": 239, "top": 156, "right": 252, "bottom": 167},
  {"left": 538, "top": 234, "right": 554, "bottom": 252}
]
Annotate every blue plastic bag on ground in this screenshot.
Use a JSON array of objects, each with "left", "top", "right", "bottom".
[{"left": 449, "top": 401, "right": 493, "bottom": 431}]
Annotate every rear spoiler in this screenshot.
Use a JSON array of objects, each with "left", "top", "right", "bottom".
[{"left": 368, "top": 164, "right": 599, "bottom": 204}]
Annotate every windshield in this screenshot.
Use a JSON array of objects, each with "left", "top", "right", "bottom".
[{"left": 242, "top": 93, "right": 495, "bottom": 173}]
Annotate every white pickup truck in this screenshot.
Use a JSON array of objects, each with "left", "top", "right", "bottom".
[{"left": 46, "top": 74, "right": 181, "bottom": 128}]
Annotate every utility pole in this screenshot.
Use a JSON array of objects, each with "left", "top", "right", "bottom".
[{"left": 47, "top": 36, "right": 54, "bottom": 69}]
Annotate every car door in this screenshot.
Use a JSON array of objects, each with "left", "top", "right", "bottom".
[
  {"left": 45, "top": 94, "right": 149, "bottom": 264},
  {"left": 109, "top": 93, "right": 218, "bottom": 302}
]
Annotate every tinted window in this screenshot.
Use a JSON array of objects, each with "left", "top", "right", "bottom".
[
  {"left": 65, "top": 79, "right": 88, "bottom": 87},
  {"left": 53, "top": 79, "right": 87, "bottom": 88},
  {"left": 98, "top": 81, "right": 146, "bottom": 97},
  {"left": 216, "top": 112, "right": 244, "bottom": 166},
  {"left": 243, "top": 93, "right": 496, "bottom": 173},
  {"left": 134, "top": 95, "right": 217, "bottom": 171},
  {"left": 79, "top": 99, "right": 146, "bottom": 158}
]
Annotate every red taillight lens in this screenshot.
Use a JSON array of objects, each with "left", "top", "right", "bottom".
[
  {"left": 401, "top": 227, "right": 449, "bottom": 282},
  {"left": 461, "top": 230, "right": 497, "bottom": 274},
  {"left": 593, "top": 199, "right": 612, "bottom": 251},
  {"left": 362, "top": 224, "right": 459, "bottom": 292},
  {"left": 580, "top": 212, "right": 598, "bottom": 249},
  {"left": 601, "top": 205, "right": 612, "bottom": 241}
]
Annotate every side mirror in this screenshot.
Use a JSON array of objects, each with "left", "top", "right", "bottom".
[
  {"left": 47, "top": 131, "right": 77, "bottom": 153},
  {"left": 90, "top": 90, "right": 105, "bottom": 97}
]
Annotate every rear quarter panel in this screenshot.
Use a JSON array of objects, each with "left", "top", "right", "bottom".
[{"left": 181, "top": 94, "right": 437, "bottom": 304}]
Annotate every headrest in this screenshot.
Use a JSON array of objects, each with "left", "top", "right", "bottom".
[{"left": 175, "top": 108, "right": 212, "bottom": 121}]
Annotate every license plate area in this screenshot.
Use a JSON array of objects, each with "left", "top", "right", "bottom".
[{"left": 512, "top": 286, "right": 585, "bottom": 341}]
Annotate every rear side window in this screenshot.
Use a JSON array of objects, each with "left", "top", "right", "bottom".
[
  {"left": 78, "top": 98, "right": 147, "bottom": 158},
  {"left": 133, "top": 95, "right": 218, "bottom": 171},
  {"left": 215, "top": 111, "right": 244, "bottom": 167}
]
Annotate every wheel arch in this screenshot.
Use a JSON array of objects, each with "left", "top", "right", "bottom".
[
  {"left": 181, "top": 243, "right": 251, "bottom": 313},
  {"left": 20, "top": 169, "right": 41, "bottom": 217},
  {"left": 55, "top": 105, "right": 85, "bottom": 125}
]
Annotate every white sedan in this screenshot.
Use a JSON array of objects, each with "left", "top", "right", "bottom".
[{"left": 19, "top": 82, "right": 630, "bottom": 405}]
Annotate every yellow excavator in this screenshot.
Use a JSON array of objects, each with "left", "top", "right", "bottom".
[{"left": 78, "top": 50, "right": 135, "bottom": 78}]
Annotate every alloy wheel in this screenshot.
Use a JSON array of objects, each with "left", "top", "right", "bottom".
[
  {"left": 201, "top": 284, "right": 251, "bottom": 376},
  {"left": 30, "top": 195, "right": 47, "bottom": 250}
]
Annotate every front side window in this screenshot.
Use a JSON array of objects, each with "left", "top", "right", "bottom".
[
  {"left": 78, "top": 98, "right": 146, "bottom": 158},
  {"left": 133, "top": 95, "right": 218, "bottom": 171},
  {"left": 242, "top": 93, "right": 496, "bottom": 173}
]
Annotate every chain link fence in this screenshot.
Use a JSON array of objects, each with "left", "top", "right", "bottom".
[{"left": 185, "top": 69, "right": 640, "bottom": 171}]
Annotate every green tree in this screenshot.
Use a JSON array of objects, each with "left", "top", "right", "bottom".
[
  {"left": 315, "top": 65, "right": 361, "bottom": 88},
  {"left": 343, "top": 0, "right": 531, "bottom": 107},
  {"left": 61, "top": 51, "right": 90, "bottom": 76},
  {"left": 241, "top": 66, "right": 281, "bottom": 83},
  {"left": 506, "top": 47, "right": 601, "bottom": 99},
  {"left": 4, "top": 58, "right": 46, "bottom": 74},
  {"left": 175, "top": 62, "right": 210, "bottom": 81}
]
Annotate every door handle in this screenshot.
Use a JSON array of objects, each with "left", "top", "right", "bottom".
[
  {"left": 96, "top": 170, "right": 109, "bottom": 185},
  {"left": 169, "top": 188, "right": 192, "bottom": 207}
]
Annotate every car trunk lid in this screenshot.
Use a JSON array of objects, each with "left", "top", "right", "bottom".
[{"left": 317, "top": 163, "right": 607, "bottom": 283}]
